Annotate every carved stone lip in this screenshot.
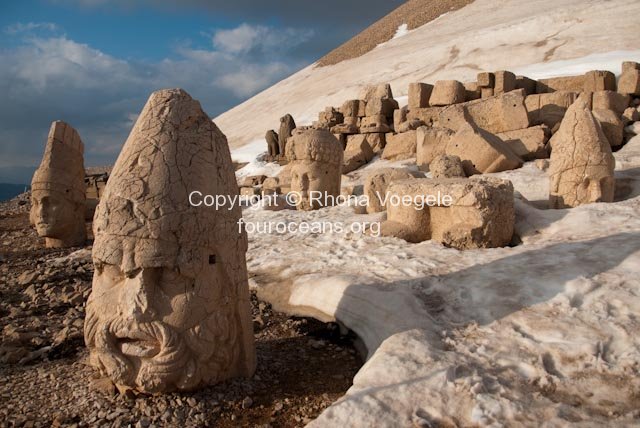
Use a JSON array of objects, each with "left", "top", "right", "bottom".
[
  {"left": 119, "top": 338, "right": 160, "bottom": 358},
  {"left": 114, "top": 328, "right": 160, "bottom": 358}
]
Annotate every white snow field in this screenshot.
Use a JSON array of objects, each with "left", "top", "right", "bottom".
[
  {"left": 217, "top": 0, "right": 640, "bottom": 154},
  {"left": 240, "top": 134, "right": 640, "bottom": 426},
  {"left": 220, "top": 0, "right": 640, "bottom": 425}
]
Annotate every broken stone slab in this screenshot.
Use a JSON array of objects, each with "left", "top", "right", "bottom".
[
  {"left": 429, "top": 155, "right": 466, "bottom": 179},
  {"left": 549, "top": 95, "right": 615, "bottom": 208},
  {"left": 331, "top": 121, "right": 360, "bottom": 135},
  {"left": 382, "top": 131, "right": 417, "bottom": 161},
  {"left": 363, "top": 133, "right": 386, "bottom": 154},
  {"left": 360, "top": 115, "right": 392, "bottom": 133},
  {"left": 380, "top": 176, "right": 515, "bottom": 248},
  {"left": 238, "top": 175, "right": 267, "bottom": 188},
  {"left": 525, "top": 91, "right": 578, "bottom": 128},
  {"left": 343, "top": 135, "right": 375, "bottom": 174},
  {"left": 445, "top": 121, "right": 523, "bottom": 175},
  {"left": 592, "top": 109, "right": 624, "bottom": 147},
  {"left": 408, "top": 83, "right": 433, "bottom": 109},
  {"left": 406, "top": 107, "right": 441, "bottom": 127},
  {"left": 393, "top": 107, "right": 407, "bottom": 130},
  {"left": 618, "top": 67, "right": 640, "bottom": 96},
  {"left": 496, "top": 125, "right": 550, "bottom": 161},
  {"left": 341, "top": 99, "right": 365, "bottom": 117},
  {"left": 429, "top": 80, "right": 466, "bottom": 106},
  {"left": 591, "top": 91, "right": 630, "bottom": 116},
  {"left": 583, "top": 70, "right": 616, "bottom": 92},
  {"left": 363, "top": 168, "right": 418, "bottom": 213},
  {"left": 416, "top": 126, "right": 454, "bottom": 171},
  {"left": 396, "top": 118, "right": 426, "bottom": 133},
  {"left": 439, "top": 89, "right": 530, "bottom": 134},
  {"left": 365, "top": 97, "right": 399, "bottom": 118},
  {"left": 261, "top": 177, "right": 281, "bottom": 195},
  {"left": 536, "top": 75, "right": 585, "bottom": 93},
  {"left": 515, "top": 75, "right": 537, "bottom": 95},
  {"left": 361, "top": 83, "right": 394, "bottom": 101}
]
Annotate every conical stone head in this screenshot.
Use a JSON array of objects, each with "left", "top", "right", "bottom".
[
  {"left": 84, "top": 89, "right": 255, "bottom": 393},
  {"left": 30, "top": 120, "right": 86, "bottom": 247},
  {"left": 549, "top": 95, "right": 615, "bottom": 208}
]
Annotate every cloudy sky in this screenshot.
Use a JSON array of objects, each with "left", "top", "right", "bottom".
[{"left": 0, "top": 0, "right": 403, "bottom": 184}]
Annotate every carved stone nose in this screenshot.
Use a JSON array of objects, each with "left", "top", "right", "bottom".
[{"left": 119, "top": 269, "right": 156, "bottom": 320}]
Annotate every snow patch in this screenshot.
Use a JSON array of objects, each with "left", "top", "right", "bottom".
[
  {"left": 392, "top": 23, "right": 409, "bottom": 40},
  {"left": 513, "top": 50, "right": 640, "bottom": 79}
]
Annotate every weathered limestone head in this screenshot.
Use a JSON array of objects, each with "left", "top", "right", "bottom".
[
  {"left": 285, "top": 128, "right": 343, "bottom": 210},
  {"left": 30, "top": 121, "right": 86, "bottom": 248},
  {"left": 84, "top": 89, "right": 255, "bottom": 393},
  {"left": 549, "top": 95, "right": 615, "bottom": 208}
]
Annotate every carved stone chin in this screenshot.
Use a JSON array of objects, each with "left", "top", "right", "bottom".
[
  {"left": 84, "top": 88, "right": 256, "bottom": 393},
  {"left": 30, "top": 121, "right": 86, "bottom": 248}
]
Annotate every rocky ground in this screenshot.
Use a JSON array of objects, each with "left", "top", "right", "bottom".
[{"left": 0, "top": 194, "right": 362, "bottom": 428}]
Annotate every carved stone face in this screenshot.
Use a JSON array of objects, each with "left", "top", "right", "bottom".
[
  {"left": 84, "top": 88, "right": 254, "bottom": 394},
  {"left": 290, "top": 160, "right": 339, "bottom": 210},
  {"left": 30, "top": 189, "right": 77, "bottom": 238},
  {"left": 557, "top": 166, "right": 616, "bottom": 206},
  {"left": 85, "top": 247, "right": 237, "bottom": 393}
]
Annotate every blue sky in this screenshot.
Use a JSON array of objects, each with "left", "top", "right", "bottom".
[{"left": 0, "top": 0, "right": 403, "bottom": 184}]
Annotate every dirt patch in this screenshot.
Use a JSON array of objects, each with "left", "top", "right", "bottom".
[{"left": 317, "top": 0, "right": 474, "bottom": 67}]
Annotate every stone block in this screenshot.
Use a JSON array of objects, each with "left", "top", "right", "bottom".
[
  {"left": 343, "top": 135, "right": 375, "bottom": 173},
  {"left": 382, "top": 131, "right": 417, "bottom": 160},
  {"left": 430, "top": 80, "right": 466, "bottom": 106},
  {"left": 429, "top": 155, "right": 465, "bottom": 178},
  {"left": 364, "top": 168, "right": 417, "bottom": 213},
  {"left": 525, "top": 91, "right": 578, "bottom": 128},
  {"left": 477, "top": 72, "right": 494, "bottom": 88},
  {"left": 496, "top": 125, "right": 550, "bottom": 160},
  {"left": 408, "top": 83, "right": 433, "bottom": 109},
  {"left": 584, "top": 70, "right": 616, "bottom": 92},
  {"left": 439, "top": 89, "right": 530, "bottom": 134},
  {"left": 416, "top": 126, "right": 454, "bottom": 171},
  {"left": 445, "top": 121, "right": 523, "bottom": 175},
  {"left": 494, "top": 70, "right": 516, "bottom": 95},
  {"left": 380, "top": 177, "right": 515, "bottom": 249}
]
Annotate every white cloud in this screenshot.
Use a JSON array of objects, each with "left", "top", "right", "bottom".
[
  {"left": 0, "top": 23, "right": 310, "bottom": 181},
  {"left": 212, "top": 23, "right": 313, "bottom": 55},
  {"left": 4, "top": 22, "right": 59, "bottom": 35},
  {"left": 215, "top": 62, "right": 291, "bottom": 97}
]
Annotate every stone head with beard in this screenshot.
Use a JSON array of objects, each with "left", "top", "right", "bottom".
[{"left": 84, "top": 89, "right": 256, "bottom": 393}]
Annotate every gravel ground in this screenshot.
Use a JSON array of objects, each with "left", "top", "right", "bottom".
[
  {"left": 0, "top": 194, "right": 362, "bottom": 427},
  {"left": 317, "top": 0, "right": 474, "bottom": 67}
]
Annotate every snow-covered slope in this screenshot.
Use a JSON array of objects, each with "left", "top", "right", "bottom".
[
  {"left": 243, "top": 135, "right": 640, "bottom": 427},
  {"left": 216, "top": 0, "right": 640, "bottom": 157}
]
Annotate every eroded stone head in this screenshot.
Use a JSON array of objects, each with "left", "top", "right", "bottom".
[
  {"left": 30, "top": 121, "right": 86, "bottom": 248},
  {"left": 549, "top": 95, "right": 616, "bottom": 208},
  {"left": 285, "top": 129, "right": 343, "bottom": 210},
  {"left": 84, "top": 89, "right": 255, "bottom": 393}
]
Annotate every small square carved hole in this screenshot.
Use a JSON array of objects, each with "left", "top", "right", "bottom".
[{"left": 209, "top": 255, "right": 216, "bottom": 264}]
